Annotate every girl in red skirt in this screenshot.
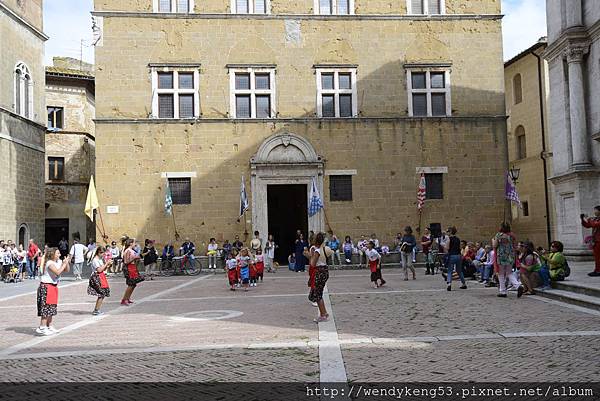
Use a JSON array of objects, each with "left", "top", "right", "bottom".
[
  {"left": 255, "top": 249, "right": 265, "bottom": 283},
  {"left": 36, "top": 248, "right": 71, "bottom": 336},
  {"left": 366, "top": 241, "right": 385, "bottom": 288},
  {"left": 121, "top": 239, "right": 144, "bottom": 306},
  {"left": 88, "top": 246, "right": 112, "bottom": 315},
  {"left": 226, "top": 251, "right": 238, "bottom": 291}
]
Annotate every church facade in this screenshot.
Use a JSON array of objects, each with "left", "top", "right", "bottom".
[{"left": 93, "top": 0, "right": 507, "bottom": 261}]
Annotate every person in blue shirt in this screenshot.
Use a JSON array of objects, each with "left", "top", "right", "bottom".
[
  {"left": 180, "top": 238, "right": 196, "bottom": 268},
  {"left": 326, "top": 235, "right": 341, "bottom": 269},
  {"left": 400, "top": 226, "right": 417, "bottom": 281}
]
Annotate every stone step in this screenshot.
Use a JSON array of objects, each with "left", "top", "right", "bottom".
[
  {"left": 537, "top": 288, "right": 600, "bottom": 312},
  {"left": 552, "top": 280, "right": 600, "bottom": 298}
]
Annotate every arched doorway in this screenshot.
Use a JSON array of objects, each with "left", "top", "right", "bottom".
[
  {"left": 250, "top": 133, "right": 325, "bottom": 264},
  {"left": 18, "top": 224, "right": 29, "bottom": 247}
]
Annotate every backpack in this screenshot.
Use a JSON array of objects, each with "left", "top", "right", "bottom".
[{"left": 564, "top": 259, "right": 571, "bottom": 278}]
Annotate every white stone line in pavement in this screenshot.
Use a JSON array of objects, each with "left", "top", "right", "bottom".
[
  {"left": 318, "top": 286, "right": 349, "bottom": 384},
  {"left": 3, "top": 329, "right": 600, "bottom": 361},
  {"left": 529, "top": 295, "right": 600, "bottom": 317},
  {"left": 0, "top": 275, "right": 213, "bottom": 357},
  {"left": 0, "top": 280, "right": 88, "bottom": 302}
]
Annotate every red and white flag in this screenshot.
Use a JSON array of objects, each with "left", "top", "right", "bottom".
[{"left": 417, "top": 173, "right": 426, "bottom": 212}]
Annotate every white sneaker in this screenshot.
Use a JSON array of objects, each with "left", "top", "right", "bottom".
[
  {"left": 47, "top": 326, "right": 60, "bottom": 334},
  {"left": 35, "top": 326, "right": 48, "bottom": 335}
]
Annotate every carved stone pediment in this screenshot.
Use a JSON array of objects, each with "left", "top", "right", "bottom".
[{"left": 251, "top": 132, "right": 322, "bottom": 165}]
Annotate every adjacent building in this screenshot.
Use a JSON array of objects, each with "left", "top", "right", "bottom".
[
  {"left": 504, "top": 38, "right": 554, "bottom": 248},
  {"left": 45, "top": 57, "right": 96, "bottom": 247},
  {"left": 0, "top": 0, "right": 46, "bottom": 246},
  {"left": 545, "top": 0, "right": 600, "bottom": 259},
  {"left": 93, "top": 0, "right": 508, "bottom": 263}
]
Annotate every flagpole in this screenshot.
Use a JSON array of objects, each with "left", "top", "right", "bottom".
[
  {"left": 166, "top": 174, "right": 180, "bottom": 241},
  {"left": 96, "top": 209, "right": 109, "bottom": 244}
]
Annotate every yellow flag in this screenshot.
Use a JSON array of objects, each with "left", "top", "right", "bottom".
[{"left": 84, "top": 176, "right": 99, "bottom": 221}]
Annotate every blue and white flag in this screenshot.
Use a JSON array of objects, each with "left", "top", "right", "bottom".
[
  {"left": 505, "top": 172, "right": 521, "bottom": 208},
  {"left": 165, "top": 181, "right": 173, "bottom": 215},
  {"left": 308, "top": 177, "right": 324, "bottom": 217},
  {"left": 240, "top": 175, "right": 249, "bottom": 217}
]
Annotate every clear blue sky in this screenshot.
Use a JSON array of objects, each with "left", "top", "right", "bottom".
[{"left": 43, "top": 0, "right": 547, "bottom": 66}]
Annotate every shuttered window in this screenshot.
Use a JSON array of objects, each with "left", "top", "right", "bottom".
[
  {"left": 409, "top": 0, "right": 442, "bottom": 14},
  {"left": 231, "top": 68, "right": 275, "bottom": 119},
  {"left": 168, "top": 178, "right": 192, "bottom": 205},
  {"left": 153, "top": 69, "right": 198, "bottom": 119},
  {"left": 425, "top": 173, "right": 443, "bottom": 200}
]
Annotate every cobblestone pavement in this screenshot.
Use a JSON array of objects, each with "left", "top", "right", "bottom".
[{"left": 0, "top": 269, "right": 599, "bottom": 382}]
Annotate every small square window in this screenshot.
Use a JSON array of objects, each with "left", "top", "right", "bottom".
[
  {"left": 168, "top": 178, "right": 191, "bottom": 205},
  {"left": 338, "top": 0, "right": 350, "bottom": 14},
  {"left": 255, "top": 74, "right": 270, "bottom": 90},
  {"left": 330, "top": 175, "right": 353, "bottom": 201},
  {"left": 322, "top": 95, "right": 335, "bottom": 117},
  {"left": 256, "top": 95, "right": 271, "bottom": 118},
  {"left": 255, "top": 0, "right": 266, "bottom": 13},
  {"left": 179, "top": 95, "right": 194, "bottom": 118},
  {"left": 48, "top": 157, "right": 65, "bottom": 181},
  {"left": 339, "top": 95, "right": 353, "bottom": 117},
  {"left": 236, "top": 95, "right": 251, "bottom": 118},
  {"left": 338, "top": 73, "right": 351, "bottom": 89},
  {"left": 178, "top": 73, "right": 194, "bottom": 89},
  {"left": 431, "top": 93, "right": 446, "bottom": 116},
  {"left": 47, "top": 107, "right": 64, "bottom": 130},
  {"left": 158, "top": 72, "right": 174, "bottom": 89},
  {"left": 412, "top": 94, "right": 427, "bottom": 116},
  {"left": 235, "top": 74, "right": 251, "bottom": 90},
  {"left": 430, "top": 72, "right": 445, "bottom": 88},
  {"left": 236, "top": 0, "right": 249, "bottom": 13},
  {"left": 159, "top": 0, "right": 172, "bottom": 12},
  {"left": 321, "top": 74, "right": 334, "bottom": 90},
  {"left": 425, "top": 173, "right": 443, "bottom": 200},
  {"left": 411, "top": 72, "right": 426, "bottom": 89},
  {"left": 177, "top": 0, "right": 189, "bottom": 12},
  {"left": 158, "top": 94, "right": 174, "bottom": 118},
  {"left": 319, "top": 0, "right": 332, "bottom": 14}
]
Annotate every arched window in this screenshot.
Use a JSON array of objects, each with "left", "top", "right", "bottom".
[
  {"left": 14, "top": 62, "right": 33, "bottom": 119},
  {"left": 515, "top": 125, "right": 527, "bottom": 159},
  {"left": 513, "top": 73, "right": 522, "bottom": 104},
  {"left": 18, "top": 224, "right": 29, "bottom": 247}
]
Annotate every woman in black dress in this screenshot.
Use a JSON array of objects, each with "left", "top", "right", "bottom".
[{"left": 294, "top": 233, "right": 308, "bottom": 272}]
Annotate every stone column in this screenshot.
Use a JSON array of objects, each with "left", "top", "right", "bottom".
[{"left": 566, "top": 45, "right": 591, "bottom": 167}]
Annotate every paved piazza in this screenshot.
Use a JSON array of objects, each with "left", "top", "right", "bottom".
[{"left": 0, "top": 270, "right": 599, "bottom": 382}]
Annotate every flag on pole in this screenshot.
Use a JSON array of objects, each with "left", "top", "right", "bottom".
[
  {"left": 505, "top": 172, "right": 521, "bottom": 207},
  {"left": 240, "top": 175, "right": 249, "bottom": 217},
  {"left": 84, "top": 176, "right": 99, "bottom": 222},
  {"left": 417, "top": 172, "right": 426, "bottom": 212},
  {"left": 308, "top": 177, "right": 324, "bottom": 217},
  {"left": 165, "top": 180, "right": 173, "bottom": 215}
]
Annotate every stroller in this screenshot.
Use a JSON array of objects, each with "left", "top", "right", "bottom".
[{"left": 3, "top": 264, "right": 22, "bottom": 283}]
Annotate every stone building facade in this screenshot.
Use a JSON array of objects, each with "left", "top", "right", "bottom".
[
  {"left": 0, "top": 0, "right": 46, "bottom": 246},
  {"left": 45, "top": 58, "right": 96, "bottom": 247},
  {"left": 93, "top": 0, "right": 507, "bottom": 262},
  {"left": 504, "top": 39, "right": 555, "bottom": 248},
  {"left": 545, "top": 0, "right": 600, "bottom": 259}
]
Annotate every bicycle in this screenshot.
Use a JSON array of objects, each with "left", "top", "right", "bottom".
[{"left": 160, "top": 255, "right": 201, "bottom": 276}]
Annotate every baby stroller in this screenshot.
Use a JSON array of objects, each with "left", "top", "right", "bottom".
[{"left": 3, "top": 264, "right": 22, "bottom": 283}]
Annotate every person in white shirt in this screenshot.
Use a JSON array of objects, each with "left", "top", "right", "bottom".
[
  {"left": 207, "top": 238, "right": 219, "bottom": 270},
  {"left": 357, "top": 235, "right": 368, "bottom": 268},
  {"left": 36, "top": 248, "right": 71, "bottom": 336},
  {"left": 264, "top": 234, "right": 277, "bottom": 273},
  {"left": 365, "top": 241, "right": 386, "bottom": 288},
  {"left": 69, "top": 239, "right": 87, "bottom": 280}
]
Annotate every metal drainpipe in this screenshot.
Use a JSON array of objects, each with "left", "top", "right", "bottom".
[{"left": 533, "top": 48, "right": 553, "bottom": 248}]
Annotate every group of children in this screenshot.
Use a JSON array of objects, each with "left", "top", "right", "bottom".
[{"left": 225, "top": 248, "right": 266, "bottom": 291}]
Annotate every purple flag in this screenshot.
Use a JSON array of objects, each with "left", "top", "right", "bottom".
[{"left": 505, "top": 172, "right": 521, "bottom": 207}]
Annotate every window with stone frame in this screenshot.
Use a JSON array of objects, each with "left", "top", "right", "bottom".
[
  {"left": 513, "top": 73, "right": 523, "bottom": 104},
  {"left": 48, "top": 157, "right": 65, "bottom": 181},
  {"left": 407, "top": 0, "right": 444, "bottom": 14},
  {"left": 155, "top": 0, "right": 193, "bottom": 12},
  {"left": 425, "top": 173, "right": 443, "bottom": 200},
  {"left": 14, "top": 62, "right": 33, "bottom": 119},
  {"left": 168, "top": 178, "right": 192, "bottom": 205},
  {"left": 329, "top": 175, "right": 353, "bottom": 201},
  {"left": 47, "top": 107, "right": 64, "bottom": 130},
  {"left": 406, "top": 67, "right": 451, "bottom": 117},
  {"left": 229, "top": 67, "right": 276, "bottom": 118},
  {"left": 515, "top": 125, "right": 527, "bottom": 159},
  {"left": 315, "top": 0, "right": 353, "bottom": 15},
  {"left": 151, "top": 68, "right": 200, "bottom": 119},
  {"left": 316, "top": 68, "right": 357, "bottom": 118},
  {"left": 232, "top": 0, "right": 269, "bottom": 14}
]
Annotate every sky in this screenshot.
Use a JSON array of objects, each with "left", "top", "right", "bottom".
[{"left": 43, "top": 0, "right": 547, "bottom": 66}]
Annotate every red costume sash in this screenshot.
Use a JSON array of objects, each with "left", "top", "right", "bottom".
[
  {"left": 99, "top": 271, "right": 109, "bottom": 289},
  {"left": 308, "top": 265, "right": 317, "bottom": 288},
  {"left": 369, "top": 260, "right": 379, "bottom": 273},
  {"left": 127, "top": 263, "right": 139, "bottom": 279},
  {"left": 45, "top": 284, "right": 59, "bottom": 305}
]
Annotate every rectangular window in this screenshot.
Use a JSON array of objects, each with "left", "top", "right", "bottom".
[
  {"left": 522, "top": 201, "right": 529, "bottom": 217},
  {"left": 47, "top": 107, "right": 64, "bottom": 130},
  {"left": 330, "top": 175, "right": 353, "bottom": 201},
  {"left": 315, "top": 0, "right": 354, "bottom": 14},
  {"left": 425, "top": 173, "right": 443, "bottom": 200},
  {"left": 168, "top": 178, "right": 192, "bottom": 205},
  {"left": 152, "top": 68, "right": 199, "bottom": 119},
  {"left": 156, "top": 0, "right": 192, "bottom": 12},
  {"left": 517, "top": 134, "right": 527, "bottom": 159},
  {"left": 177, "top": 0, "right": 190, "bottom": 12},
  {"left": 48, "top": 157, "right": 65, "bottom": 181},
  {"left": 159, "top": 0, "right": 171, "bottom": 12},
  {"left": 230, "top": 68, "right": 276, "bottom": 119},
  {"left": 407, "top": 69, "right": 451, "bottom": 117},
  {"left": 233, "top": 0, "right": 269, "bottom": 13},
  {"left": 316, "top": 68, "right": 357, "bottom": 118},
  {"left": 408, "top": 0, "right": 444, "bottom": 14}
]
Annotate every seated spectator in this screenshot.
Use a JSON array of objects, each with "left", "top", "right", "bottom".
[
  {"left": 482, "top": 245, "right": 495, "bottom": 286},
  {"left": 518, "top": 241, "right": 542, "bottom": 295},
  {"left": 462, "top": 242, "right": 477, "bottom": 279},
  {"left": 472, "top": 242, "right": 486, "bottom": 274},
  {"left": 343, "top": 236, "right": 353, "bottom": 264},
  {"left": 542, "top": 241, "right": 567, "bottom": 282},
  {"left": 536, "top": 246, "right": 551, "bottom": 290}
]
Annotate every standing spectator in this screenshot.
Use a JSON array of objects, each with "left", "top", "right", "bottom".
[
  {"left": 69, "top": 238, "right": 87, "bottom": 280},
  {"left": 27, "top": 239, "right": 41, "bottom": 280},
  {"left": 294, "top": 232, "right": 308, "bottom": 272},
  {"left": 58, "top": 237, "right": 69, "bottom": 259},
  {"left": 180, "top": 238, "right": 196, "bottom": 269},
  {"left": 445, "top": 226, "right": 467, "bottom": 291},
  {"left": 492, "top": 222, "right": 523, "bottom": 298},
  {"left": 108, "top": 241, "right": 121, "bottom": 274},
  {"left": 400, "top": 226, "right": 417, "bottom": 281},
  {"left": 264, "top": 234, "right": 277, "bottom": 273},
  {"left": 16, "top": 244, "right": 26, "bottom": 281},
  {"left": 207, "top": 238, "right": 219, "bottom": 270},
  {"left": 357, "top": 235, "right": 369, "bottom": 268},
  {"left": 142, "top": 239, "right": 158, "bottom": 280},
  {"left": 308, "top": 230, "right": 316, "bottom": 247},
  {"left": 232, "top": 235, "right": 244, "bottom": 252},
  {"left": 250, "top": 231, "right": 263, "bottom": 256},
  {"left": 327, "top": 235, "right": 341, "bottom": 269},
  {"left": 343, "top": 236, "right": 353, "bottom": 264},
  {"left": 421, "top": 228, "right": 434, "bottom": 275},
  {"left": 581, "top": 206, "right": 600, "bottom": 277}
]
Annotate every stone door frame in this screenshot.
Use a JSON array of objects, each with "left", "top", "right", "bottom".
[{"left": 250, "top": 133, "right": 325, "bottom": 240}]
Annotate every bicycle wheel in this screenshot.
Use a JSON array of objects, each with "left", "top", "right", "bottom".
[
  {"left": 185, "top": 259, "right": 201, "bottom": 276},
  {"left": 161, "top": 260, "right": 175, "bottom": 277}
]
